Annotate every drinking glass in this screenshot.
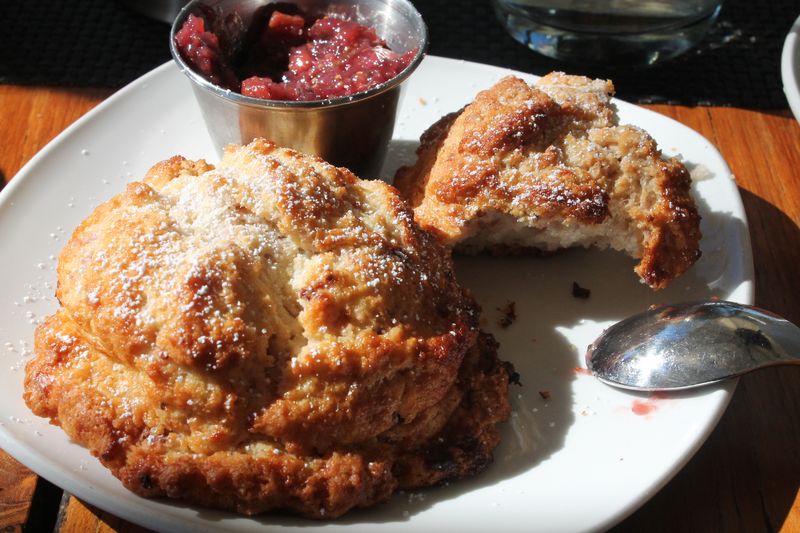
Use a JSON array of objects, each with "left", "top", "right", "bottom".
[{"left": 493, "top": 0, "right": 724, "bottom": 65}]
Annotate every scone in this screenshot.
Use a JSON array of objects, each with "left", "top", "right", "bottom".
[
  {"left": 24, "top": 140, "right": 513, "bottom": 518},
  {"left": 394, "top": 73, "right": 701, "bottom": 289}
]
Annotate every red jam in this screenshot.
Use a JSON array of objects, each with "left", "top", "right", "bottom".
[
  {"left": 631, "top": 399, "right": 657, "bottom": 416},
  {"left": 175, "top": 9, "right": 417, "bottom": 101},
  {"left": 173, "top": 14, "right": 239, "bottom": 90}
]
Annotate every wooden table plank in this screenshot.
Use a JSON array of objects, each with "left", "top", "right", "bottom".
[
  {"left": 1, "top": 86, "right": 799, "bottom": 532},
  {"left": 56, "top": 494, "right": 153, "bottom": 533},
  {"left": 0, "top": 86, "right": 112, "bottom": 187},
  {"left": 0, "top": 451, "right": 37, "bottom": 532}
]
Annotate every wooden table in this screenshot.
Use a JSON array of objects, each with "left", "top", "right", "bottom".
[{"left": 1, "top": 84, "right": 799, "bottom": 533}]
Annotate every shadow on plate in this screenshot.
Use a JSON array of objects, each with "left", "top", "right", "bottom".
[
  {"left": 335, "top": 184, "right": 750, "bottom": 524},
  {"left": 378, "top": 138, "right": 419, "bottom": 183}
]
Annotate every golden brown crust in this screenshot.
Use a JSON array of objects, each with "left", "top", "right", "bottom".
[
  {"left": 394, "top": 73, "right": 701, "bottom": 289},
  {"left": 24, "top": 140, "right": 513, "bottom": 518}
]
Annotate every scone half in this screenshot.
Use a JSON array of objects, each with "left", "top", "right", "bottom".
[
  {"left": 24, "top": 140, "right": 514, "bottom": 518},
  {"left": 394, "top": 74, "right": 702, "bottom": 289}
]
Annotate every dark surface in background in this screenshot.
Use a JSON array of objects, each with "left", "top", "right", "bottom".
[{"left": 0, "top": 0, "right": 795, "bottom": 108}]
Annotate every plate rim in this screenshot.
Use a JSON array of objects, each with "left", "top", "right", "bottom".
[
  {"left": 782, "top": 14, "right": 800, "bottom": 122},
  {"left": 0, "top": 55, "right": 755, "bottom": 533}
]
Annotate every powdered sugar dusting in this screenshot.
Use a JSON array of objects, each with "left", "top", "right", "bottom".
[{"left": 25, "top": 140, "right": 476, "bottom": 475}]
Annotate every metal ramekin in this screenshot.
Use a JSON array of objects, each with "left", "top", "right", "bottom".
[{"left": 170, "top": 0, "right": 427, "bottom": 178}]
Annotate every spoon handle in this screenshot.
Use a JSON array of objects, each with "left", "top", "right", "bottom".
[{"left": 727, "top": 304, "right": 800, "bottom": 365}]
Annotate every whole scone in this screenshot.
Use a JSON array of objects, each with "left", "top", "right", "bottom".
[
  {"left": 394, "top": 73, "right": 702, "bottom": 289},
  {"left": 24, "top": 139, "right": 513, "bottom": 518}
]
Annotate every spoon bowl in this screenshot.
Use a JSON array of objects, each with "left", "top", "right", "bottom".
[{"left": 586, "top": 300, "right": 800, "bottom": 391}]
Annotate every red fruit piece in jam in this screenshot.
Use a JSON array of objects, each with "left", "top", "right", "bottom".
[
  {"left": 268, "top": 11, "right": 305, "bottom": 40},
  {"left": 174, "top": 14, "right": 239, "bottom": 90}
]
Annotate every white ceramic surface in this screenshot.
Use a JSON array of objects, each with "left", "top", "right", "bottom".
[
  {"left": 0, "top": 56, "right": 753, "bottom": 533},
  {"left": 782, "top": 15, "right": 800, "bottom": 122}
]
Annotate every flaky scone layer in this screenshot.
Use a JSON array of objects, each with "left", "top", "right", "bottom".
[
  {"left": 394, "top": 73, "right": 701, "bottom": 289},
  {"left": 24, "top": 140, "right": 513, "bottom": 518}
]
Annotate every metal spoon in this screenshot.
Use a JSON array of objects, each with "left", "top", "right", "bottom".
[{"left": 586, "top": 300, "right": 800, "bottom": 391}]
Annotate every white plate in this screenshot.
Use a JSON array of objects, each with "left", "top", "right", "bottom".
[
  {"left": 0, "top": 56, "right": 753, "bottom": 533},
  {"left": 782, "top": 15, "right": 800, "bottom": 122}
]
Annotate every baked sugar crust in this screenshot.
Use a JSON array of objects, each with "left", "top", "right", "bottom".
[
  {"left": 394, "top": 74, "right": 701, "bottom": 289},
  {"left": 24, "top": 140, "right": 513, "bottom": 518}
]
